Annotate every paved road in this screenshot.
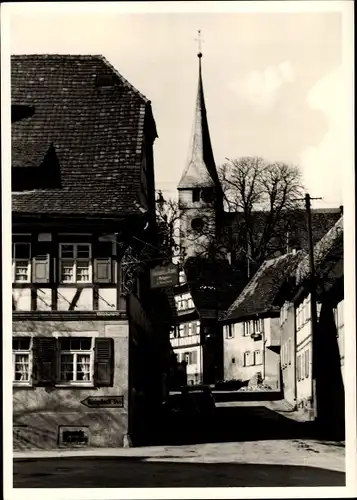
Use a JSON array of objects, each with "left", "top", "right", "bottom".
[
  {"left": 13, "top": 456, "right": 345, "bottom": 488},
  {"left": 13, "top": 439, "right": 345, "bottom": 488},
  {"left": 13, "top": 401, "right": 345, "bottom": 488}
]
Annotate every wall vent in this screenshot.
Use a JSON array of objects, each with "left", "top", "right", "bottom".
[{"left": 58, "top": 426, "right": 89, "bottom": 447}]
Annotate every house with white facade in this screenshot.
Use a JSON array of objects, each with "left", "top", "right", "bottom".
[
  {"left": 276, "top": 216, "right": 344, "bottom": 436},
  {"left": 221, "top": 252, "right": 304, "bottom": 390}
]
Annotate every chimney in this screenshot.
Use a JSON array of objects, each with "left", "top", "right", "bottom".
[{"left": 339, "top": 205, "right": 343, "bottom": 215}]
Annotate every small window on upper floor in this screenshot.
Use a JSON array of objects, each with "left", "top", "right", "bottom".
[
  {"left": 192, "top": 189, "right": 201, "bottom": 202},
  {"left": 12, "top": 242, "right": 31, "bottom": 283}
]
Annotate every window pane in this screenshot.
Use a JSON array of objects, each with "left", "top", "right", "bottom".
[
  {"left": 14, "top": 243, "right": 30, "bottom": 259},
  {"left": 80, "top": 338, "right": 92, "bottom": 350},
  {"left": 15, "top": 261, "right": 29, "bottom": 281},
  {"left": 76, "top": 260, "right": 90, "bottom": 282},
  {"left": 60, "top": 354, "right": 74, "bottom": 380},
  {"left": 69, "top": 338, "right": 81, "bottom": 350},
  {"left": 61, "top": 245, "right": 74, "bottom": 258},
  {"left": 76, "top": 354, "right": 91, "bottom": 381},
  {"left": 13, "top": 337, "right": 31, "bottom": 350},
  {"left": 61, "top": 261, "right": 74, "bottom": 281},
  {"left": 60, "top": 338, "right": 71, "bottom": 350},
  {"left": 14, "top": 354, "right": 29, "bottom": 381},
  {"left": 77, "top": 245, "right": 90, "bottom": 258}
]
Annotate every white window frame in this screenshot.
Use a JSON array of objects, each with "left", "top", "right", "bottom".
[
  {"left": 58, "top": 337, "right": 94, "bottom": 385},
  {"left": 59, "top": 243, "right": 92, "bottom": 284},
  {"left": 12, "top": 242, "right": 31, "bottom": 283},
  {"left": 243, "top": 351, "right": 253, "bottom": 367},
  {"left": 253, "top": 319, "right": 264, "bottom": 334},
  {"left": 226, "top": 324, "right": 234, "bottom": 339},
  {"left": 254, "top": 350, "right": 262, "bottom": 365},
  {"left": 12, "top": 336, "right": 33, "bottom": 386},
  {"left": 243, "top": 322, "right": 250, "bottom": 336}
]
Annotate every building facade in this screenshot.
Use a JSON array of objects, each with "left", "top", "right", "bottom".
[
  {"left": 11, "top": 54, "right": 172, "bottom": 449},
  {"left": 223, "top": 317, "right": 281, "bottom": 390},
  {"left": 277, "top": 217, "right": 344, "bottom": 434},
  {"left": 222, "top": 252, "right": 304, "bottom": 390}
]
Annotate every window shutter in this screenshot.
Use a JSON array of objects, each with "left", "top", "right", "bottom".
[
  {"left": 33, "top": 255, "right": 50, "bottom": 283},
  {"left": 192, "top": 350, "right": 197, "bottom": 364},
  {"left": 94, "top": 258, "right": 111, "bottom": 283},
  {"left": 94, "top": 338, "right": 114, "bottom": 386},
  {"left": 33, "top": 337, "right": 57, "bottom": 385}
]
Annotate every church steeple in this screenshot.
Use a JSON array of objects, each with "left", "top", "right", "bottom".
[{"left": 178, "top": 38, "right": 221, "bottom": 191}]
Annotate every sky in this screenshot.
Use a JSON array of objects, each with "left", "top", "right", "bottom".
[{"left": 4, "top": 1, "right": 353, "bottom": 208}]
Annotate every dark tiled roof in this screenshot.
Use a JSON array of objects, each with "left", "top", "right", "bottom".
[
  {"left": 296, "top": 216, "right": 343, "bottom": 285},
  {"left": 11, "top": 54, "right": 157, "bottom": 217},
  {"left": 184, "top": 257, "right": 245, "bottom": 320},
  {"left": 227, "top": 208, "right": 342, "bottom": 260},
  {"left": 223, "top": 251, "right": 305, "bottom": 322}
]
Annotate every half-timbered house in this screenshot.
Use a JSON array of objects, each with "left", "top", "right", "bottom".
[{"left": 11, "top": 54, "right": 172, "bottom": 449}]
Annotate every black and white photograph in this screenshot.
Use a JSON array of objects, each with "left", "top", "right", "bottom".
[{"left": 1, "top": 1, "right": 355, "bottom": 497}]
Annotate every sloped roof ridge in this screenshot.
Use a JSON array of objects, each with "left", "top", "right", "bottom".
[
  {"left": 224, "top": 250, "right": 305, "bottom": 320},
  {"left": 11, "top": 54, "right": 149, "bottom": 103},
  {"left": 296, "top": 215, "right": 343, "bottom": 283},
  {"left": 99, "top": 55, "right": 149, "bottom": 103}
]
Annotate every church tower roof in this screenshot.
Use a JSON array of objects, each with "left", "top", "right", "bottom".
[{"left": 178, "top": 45, "right": 221, "bottom": 190}]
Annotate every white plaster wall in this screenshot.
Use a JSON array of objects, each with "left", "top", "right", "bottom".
[
  {"left": 97, "top": 288, "right": 117, "bottom": 311},
  {"left": 13, "top": 288, "right": 31, "bottom": 311},
  {"left": 57, "top": 287, "right": 93, "bottom": 311},
  {"left": 36, "top": 288, "right": 52, "bottom": 311}
]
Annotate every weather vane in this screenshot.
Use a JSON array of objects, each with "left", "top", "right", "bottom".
[{"left": 195, "top": 29, "right": 204, "bottom": 57}]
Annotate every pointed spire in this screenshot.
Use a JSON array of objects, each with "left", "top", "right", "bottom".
[{"left": 178, "top": 36, "right": 221, "bottom": 190}]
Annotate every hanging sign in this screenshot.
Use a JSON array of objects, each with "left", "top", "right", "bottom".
[{"left": 150, "top": 263, "right": 179, "bottom": 288}]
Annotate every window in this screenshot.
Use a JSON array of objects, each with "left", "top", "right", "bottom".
[
  {"left": 304, "top": 349, "right": 309, "bottom": 378},
  {"left": 243, "top": 322, "right": 250, "bottom": 336},
  {"left": 254, "top": 350, "right": 262, "bottom": 365},
  {"left": 191, "top": 322, "right": 197, "bottom": 335},
  {"left": 226, "top": 324, "right": 234, "bottom": 339},
  {"left": 176, "top": 293, "right": 194, "bottom": 311},
  {"left": 192, "top": 189, "right": 200, "bottom": 202},
  {"left": 183, "top": 323, "right": 189, "bottom": 337},
  {"left": 12, "top": 337, "right": 32, "bottom": 383},
  {"left": 288, "top": 339, "right": 291, "bottom": 365},
  {"left": 60, "top": 243, "right": 92, "bottom": 283},
  {"left": 253, "top": 319, "right": 264, "bottom": 333},
  {"left": 301, "top": 352, "right": 305, "bottom": 380},
  {"left": 59, "top": 337, "right": 93, "bottom": 383},
  {"left": 297, "top": 355, "right": 301, "bottom": 381},
  {"left": 243, "top": 351, "right": 254, "bottom": 367},
  {"left": 12, "top": 243, "right": 31, "bottom": 282},
  {"left": 243, "top": 319, "right": 263, "bottom": 336},
  {"left": 179, "top": 324, "right": 184, "bottom": 337}
]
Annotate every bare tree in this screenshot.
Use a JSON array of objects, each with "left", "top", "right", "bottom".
[
  {"left": 219, "top": 156, "right": 304, "bottom": 272},
  {"left": 155, "top": 191, "right": 181, "bottom": 261},
  {"left": 156, "top": 157, "right": 304, "bottom": 278}
]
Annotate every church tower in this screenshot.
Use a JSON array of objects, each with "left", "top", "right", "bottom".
[{"left": 178, "top": 38, "right": 224, "bottom": 259}]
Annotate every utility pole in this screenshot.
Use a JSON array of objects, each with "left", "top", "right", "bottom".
[{"left": 303, "top": 193, "right": 322, "bottom": 420}]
